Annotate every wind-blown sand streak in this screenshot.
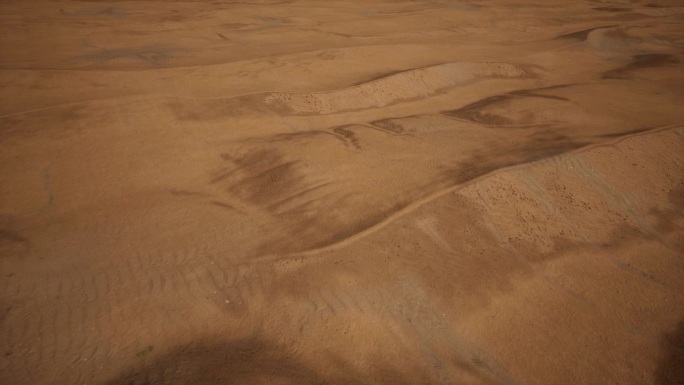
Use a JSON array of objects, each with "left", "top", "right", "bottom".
[{"left": 254, "top": 124, "right": 684, "bottom": 262}]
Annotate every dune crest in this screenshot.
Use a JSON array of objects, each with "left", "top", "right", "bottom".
[{"left": 264, "top": 62, "right": 532, "bottom": 114}]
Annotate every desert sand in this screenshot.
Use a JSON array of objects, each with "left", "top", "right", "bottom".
[{"left": 1, "top": 0, "right": 683, "bottom": 384}]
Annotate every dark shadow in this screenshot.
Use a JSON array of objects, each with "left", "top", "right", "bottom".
[
  {"left": 107, "top": 338, "right": 326, "bottom": 385},
  {"left": 105, "top": 337, "right": 462, "bottom": 385},
  {"left": 655, "top": 320, "right": 684, "bottom": 385}
]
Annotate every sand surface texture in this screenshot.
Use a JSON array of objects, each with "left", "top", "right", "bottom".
[{"left": 1, "top": 0, "right": 684, "bottom": 384}]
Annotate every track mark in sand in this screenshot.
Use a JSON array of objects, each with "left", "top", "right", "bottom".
[
  {"left": 311, "top": 285, "right": 375, "bottom": 321},
  {"left": 252, "top": 125, "right": 683, "bottom": 264}
]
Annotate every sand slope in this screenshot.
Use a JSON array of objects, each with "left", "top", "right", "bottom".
[{"left": 1, "top": 1, "right": 683, "bottom": 384}]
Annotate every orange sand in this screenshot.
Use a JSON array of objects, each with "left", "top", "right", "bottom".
[{"left": 1, "top": 1, "right": 683, "bottom": 384}]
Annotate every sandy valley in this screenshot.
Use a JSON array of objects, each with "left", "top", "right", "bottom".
[{"left": 1, "top": 0, "right": 684, "bottom": 384}]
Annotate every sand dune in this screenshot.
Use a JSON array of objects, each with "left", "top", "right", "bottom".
[
  {"left": 1, "top": 1, "right": 683, "bottom": 384},
  {"left": 262, "top": 62, "right": 532, "bottom": 115}
]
